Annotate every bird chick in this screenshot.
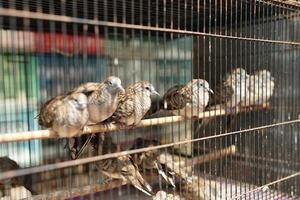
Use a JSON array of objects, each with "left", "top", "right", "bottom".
[
  {"left": 72, "top": 76, "right": 124, "bottom": 124},
  {"left": 132, "top": 138, "right": 176, "bottom": 188},
  {"left": 96, "top": 135, "right": 153, "bottom": 196},
  {"left": 38, "top": 92, "right": 89, "bottom": 138},
  {"left": 163, "top": 79, "right": 213, "bottom": 118},
  {"left": 113, "top": 81, "right": 159, "bottom": 126},
  {"left": 242, "top": 69, "right": 275, "bottom": 107}
]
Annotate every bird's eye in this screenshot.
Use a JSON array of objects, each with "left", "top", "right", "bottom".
[{"left": 145, "top": 86, "right": 150, "bottom": 90}]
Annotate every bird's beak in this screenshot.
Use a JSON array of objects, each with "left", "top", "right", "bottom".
[
  {"left": 117, "top": 85, "right": 125, "bottom": 93},
  {"left": 207, "top": 88, "right": 214, "bottom": 94},
  {"left": 152, "top": 90, "right": 160, "bottom": 96}
]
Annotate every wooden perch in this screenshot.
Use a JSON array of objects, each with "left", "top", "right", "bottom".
[
  {"left": 0, "top": 103, "right": 270, "bottom": 143},
  {"left": 0, "top": 109, "right": 226, "bottom": 143},
  {"left": 188, "top": 145, "right": 237, "bottom": 165}
]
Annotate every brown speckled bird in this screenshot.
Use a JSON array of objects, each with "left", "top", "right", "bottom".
[
  {"left": 112, "top": 81, "right": 159, "bottom": 126},
  {"left": 131, "top": 138, "right": 176, "bottom": 188},
  {"left": 95, "top": 135, "right": 153, "bottom": 196},
  {"left": 72, "top": 76, "right": 124, "bottom": 124},
  {"left": 38, "top": 92, "right": 89, "bottom": 138},
  {"left": 67, "top": 76, "right": 124, "bottom": 159},
  {"left": 163, "top": 79, "right": 213, "bottom": 118}
]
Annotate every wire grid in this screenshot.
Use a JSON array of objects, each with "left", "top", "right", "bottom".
[{"left": 0, "top": 0, "right": 300, "bottom": 199}]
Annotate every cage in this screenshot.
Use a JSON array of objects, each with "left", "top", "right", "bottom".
[{"left": 0, "top": 0, "right": 300, "bottom": 199}]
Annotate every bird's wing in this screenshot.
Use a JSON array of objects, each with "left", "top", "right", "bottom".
[
  {"left": 69, "top": 82, "right": 102, "bottom": 96},
  {"left": 119, "top": 156, "right": 153, "bottom": 196},
  {"left": 211, "top": 83, "right": 234, "bottom": 106},
  {"left": 163, "top": 85, "right": 187, "bottom": 110},
  {"left": 154, "top": 161, "right": 176, "bottom": 188},
  {"left": 112, "top": 92, "right": 135, "bottom": 121},
  {"left": 37, "top": 95, "right": 65, "bottom": 128}
]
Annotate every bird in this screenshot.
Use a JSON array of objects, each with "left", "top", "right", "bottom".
[
  {"left": 0, "top": 157, "right": 34, "bottom": 197},
  {"left": 152, "top": 191, "right": 182, "bottom": 200},
  {"left": 212, "top": 67, "right": 250, "bottom": 113},
  {"left": 195, "top": 68, "right": 249, "bottom": 134},
  {"left": 71, "top": 76, "right": 125, "bottom": 124},
  {"left": 37, "top": 92, "right": 89, "bottom": 138},
  {"left": 93, "top": 135, "right": 154, "bottom": 196},
  {"left": 241, "top": 69, "right": 275, "bottom": 107},
  {"left": 131, "top": 138, "right": 176, "bottom": 188},
  {"left": 162, "top": 79, "right": 213, "bottom": 118},
  {"left": 112, "top": 81, "right": 160, "bottom": 126},
  {"left": 67, "top": 76, "right": 124, "bottom": 159}
]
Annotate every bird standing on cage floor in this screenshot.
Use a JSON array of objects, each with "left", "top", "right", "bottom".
[
  {"left": 89, "top": 134, "right": 154, "bottom": 196},
  {"left": 131, "top": 138, "right": 176, "bottom": 188},
  {"left": 112, "top": 80, "right": 160, "bottom": 127},
  {"left": 37, "top": 92, "right": 89, "bottom": 138},
  {"left": 162, "top": 79, "right": 213, "bottom": 119},
  {"left": 241, "top": 69, "right": 275, "bottom": 108},
  {"left": 67, "top": 76, "right": 124, "bottom": 159},
  {"left": 0, "top": 157, "right": 34, "bottom": 198}
]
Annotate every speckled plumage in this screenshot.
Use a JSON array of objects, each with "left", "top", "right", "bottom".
[
  {"left": 163, "top": 79, "right": 213, "bottom": 118},
  {"left": 242, "top": 69, "right": 275, "bottom": 107},
  {"left": 152, "top": 191, "right": 183, "bottom": 200},
  {"left": 72, "top": 76, "right": 124, "bottom": 124},
  {"left": 132, "top": 138, "right": 176, "bottom": 188},
  {"left": 113, "top": 81, "right": 159, "bottom": 126},
  {"left": 95, "top": 135, "right": 153, "bottom": 196},
  {"left": 213, "top": 68, "right": 250, "bottom": 111},
  {"left": 38, "top": 93, "right": 89, "bottom": 138}
]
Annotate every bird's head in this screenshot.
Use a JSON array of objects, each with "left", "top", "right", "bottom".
[
  {"left": 104, "top": 76, "right": 125, "bottom": 95},
  {"left": 228, "top": 67, "right": 250, "bottom": 84},
  {"left": 187, "top": 79, "right": 214, "bottom": 94},
  {"left": 128, "top": 81, "right": 160, "bottom": 97},
  {"left": 256, "top": 70, "right": 274, "bottom": 82},
  {"left": 68, "top": 93, "right": 88, "bottom": 110}
]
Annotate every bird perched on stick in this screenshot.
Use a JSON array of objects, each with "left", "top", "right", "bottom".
[
  {"left": 71, "top": 76, "right": 124, "bottom": 124},
  {"left": 163, "top": 79, "right": 213, "bottom": 118},
  {"left": 241, "top": 69, "right": 275, "bottom": 107},
  {"left": 38, "top": 92, "right": 89, "bottom": 138},
  {"left": 67, "top": 76, "right": 124, "bottom": 159},
  {"left": 212, "top": 68, "right": 250, "bottom": 113},
  {"left": 112, "top": 81, "right": 159, "bottom": 126},
  {"left": 94, "top": 135, "right": 153, "bottom": 196},
  {"left": 131, "top": 138, "right": 176, "bottom": 188}
]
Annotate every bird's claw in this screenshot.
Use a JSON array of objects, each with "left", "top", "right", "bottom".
[{"left": 82, "top": 126, "right": 92, "bottom": 133}]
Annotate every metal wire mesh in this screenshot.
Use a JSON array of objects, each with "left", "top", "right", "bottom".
[{"left": 0, "top": 0, "right": 300, "bottom": 199}]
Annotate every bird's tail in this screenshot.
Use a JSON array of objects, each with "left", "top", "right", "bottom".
[
  {"left": 74, "top": 133, "right": 95, "bottom": 159},
  {"left": 154, "top": 161, "right": 176, "bottom": 188},
  {"left": 123, "top": 160, "right": 153, "bottom": 196}
]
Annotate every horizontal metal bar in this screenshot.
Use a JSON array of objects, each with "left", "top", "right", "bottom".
[
  {"left": 0, "top": 8, "right": 300, "bottom": 46},
  {"left": 0, "top": 119, "right": 299, "bottom": 180},
  {"left": 229, "top": 171, "right": 300, "bottom": 199}
]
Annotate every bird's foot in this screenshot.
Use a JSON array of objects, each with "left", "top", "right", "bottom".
[
  {"left": 82, "top": 126, "right": 92, "bottom": 134},
  {"left": 64, "top": 138, "right": 78, "bottom": 160}
]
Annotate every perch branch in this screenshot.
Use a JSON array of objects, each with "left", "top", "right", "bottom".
[
  {"left": 188, "top": 145, "right": 237, "bottom": 165},
  {"left": 0, "top": 109, "right": 226, "bottom": 143},
  {"left": 0, "top": 104, "right": 270, "bottom": 143}
]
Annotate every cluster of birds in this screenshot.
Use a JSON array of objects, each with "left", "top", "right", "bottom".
[{"left": 36, "top": 67, "right": 275, "bottom": 197}]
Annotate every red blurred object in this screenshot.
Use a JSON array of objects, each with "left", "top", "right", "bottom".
[{"left": 0, "top": 29, "right": 104, "bottom": 55}]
